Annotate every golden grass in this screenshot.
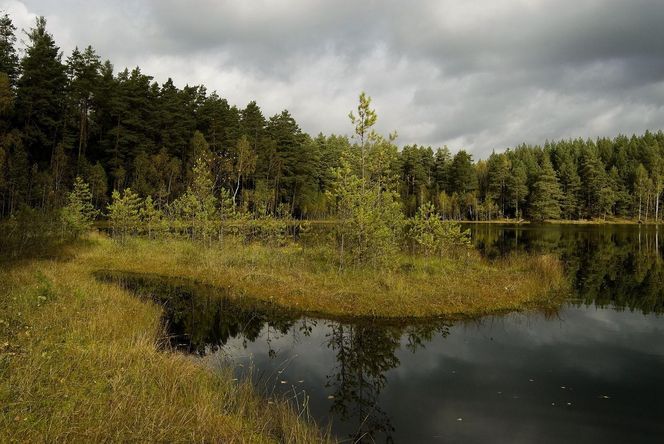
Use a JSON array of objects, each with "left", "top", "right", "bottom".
[
  {"left": 81, "top": 233, "right": 569, "bottom": 319},
  {"left": 0, "top": 256, "right": 328, "bottom": 443},
  {"left": 0, "top": 232, "right": 568, "bottom": 442}
]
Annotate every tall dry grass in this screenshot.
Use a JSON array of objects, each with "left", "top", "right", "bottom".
[
  {"left": 0, "top": 259, "right": 329, "bottom": 443},
  {"left": 81, "top": 233, "right": 569, "bottom": 319}
]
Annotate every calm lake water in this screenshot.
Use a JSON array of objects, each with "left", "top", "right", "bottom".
[{"left": 99, "top": 224, "right": 664, "bottom": 443}]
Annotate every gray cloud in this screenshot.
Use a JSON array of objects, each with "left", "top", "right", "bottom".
[{"left": 3, "top": 0, "right": 664, "bottom": 158}]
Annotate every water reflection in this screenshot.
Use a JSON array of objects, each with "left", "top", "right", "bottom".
[
  {"left": 470, "top": 224, "right": 664, "bottom": 314},
  {"left": 95, "top": 272, "right": 300, "bottom": 354},
  {"left": 97, "top": 225, "right": 664, "bottom": 442}
]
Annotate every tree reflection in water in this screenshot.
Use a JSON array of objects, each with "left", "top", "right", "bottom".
[
  {"left": 95, "top": 271, "right": 451, "bottom": 442},
  {"left": 324, "top": 321, "right": 449, "bottom": 442},
  {"left": 95, "top": 225, "right": 664, "bottom": 442}
]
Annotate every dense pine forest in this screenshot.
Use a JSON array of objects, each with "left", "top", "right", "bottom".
[{"left": 2, "top": 14, "right": 664, "bottom": 224}]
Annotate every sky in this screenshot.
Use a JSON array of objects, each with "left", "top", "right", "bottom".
[{"left": 3, "top": 0, "right": 664, "bottom": 158}]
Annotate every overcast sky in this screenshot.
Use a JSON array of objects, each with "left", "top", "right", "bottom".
[{"left": 3, "top": 0, "right": 664, "bottom": 158}]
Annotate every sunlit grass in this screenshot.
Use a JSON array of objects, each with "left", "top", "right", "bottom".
[
  {"left": 0, "top": 232, "right": 568, "bottom": 442},
  {"left": 0, "top": 256, "right": 328, "bottom": 443},
  {"left": 82, "top": 232, "right": 569, "bottom": 318}
]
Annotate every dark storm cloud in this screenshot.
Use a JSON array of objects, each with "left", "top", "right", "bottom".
[{"left": 4, "top": 0, "right": 664, "bottom": 157}]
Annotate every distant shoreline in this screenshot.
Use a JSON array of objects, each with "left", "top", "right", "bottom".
[{"left": 460, "top": 219, "right": 663, "bottom": 225}]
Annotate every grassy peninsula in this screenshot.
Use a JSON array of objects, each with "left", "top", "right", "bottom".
[
  {"left": 84, "top": 234, "right": 567, "bottom": 319},
  {"left": 0, "top": 232, "right": 567, "bottom": 442}
]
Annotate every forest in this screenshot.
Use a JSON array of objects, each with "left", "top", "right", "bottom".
[{"left": 1, "top": 14, "right": 664, "bottom": 227}]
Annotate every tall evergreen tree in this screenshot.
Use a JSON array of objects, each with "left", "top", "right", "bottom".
[
  {"left": 0, "top": 13, "right": 19, "bottom": 88},
  {"left": 15, "top": 17, "right": 67, "bottom": 164},
  {"left": 529, "top": 155, "right": 562, "bottom": 221},
  {"left": 66, "top": 46, "right": 101, "bottom": 169}
]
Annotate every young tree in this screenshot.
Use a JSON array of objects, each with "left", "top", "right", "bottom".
[
  {"left": 107, "top": 187, "right": 142, "bottom": 242},
  {"left": 409, "top": 202, "right": 470, "bottom": 257},
  {"left": 139, "top": 195, "right": 165, "bottom": 238},
  {"left": 170, "top": 149, "right": 218, "bottom": 242},
  {"left": 330, "top": 94, "right": 404, "bottom": 269},
  {"left": 60, "top": 176, "right": 96, "bottom": 238},
  {"left": 348, "top": 91, "right": 377, "bottom": 181}
]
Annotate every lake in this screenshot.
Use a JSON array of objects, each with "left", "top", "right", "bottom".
[{"left": 98, "top": 224, "right": 664, "bottom": 443}]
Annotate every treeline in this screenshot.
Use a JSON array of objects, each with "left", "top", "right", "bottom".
[{"left": 1, "top": 14, "right": 664, "bottom": 222}]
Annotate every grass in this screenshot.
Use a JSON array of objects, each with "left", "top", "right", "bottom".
[
  {"left": 0, "top": 232, "right": 568, "bottom": 442},
  {"left": 541, "top": 217, "right": 661, "bottom": 225},
  {"left": 82, "top": 233, "right": 568, "bottom": 319},
  {"left": 0, "top": 248, "right": 329, "bottom": 443}
]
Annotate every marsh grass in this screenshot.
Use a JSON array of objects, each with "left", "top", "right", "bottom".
[
  {"left": 0, "top": 258, "right": 329, "bottom": 443},
  {"left": 83, "top": 233, "right": 568, "bottom": 318},
  {"left": 0, "top": 232, "right": 567, "bottom": 442}
]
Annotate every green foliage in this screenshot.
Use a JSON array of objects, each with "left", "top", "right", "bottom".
[
  {"left": 330, "top": 141, "right": 405, "bottom": 268},
  {"left": 15, "top": 17, "right": 67, "bottom": 163},
  {"left": 107, "top": 188, "right": 142, "bottom": 242},
  {"left": 409, "top": 202, "right": 471, "bottom": 257},
  {"left": 60, "top": 176, "right": 96, "bottom": 238},
  {"left": 139, "top": 196, "right": 166, "bottom": 238},
  {"left": 0, "top": 206, "right": 60, "bottom": 257},
  {"left": 529, "top": 156, "right": 563, "bottom": 221},
  {"left": 170, "top": 148, "right": 218, "bottom": 242},
  {"left": 1, "top": 9, "right": 664, "bottom": 225},
  {"left": 0, "top": 13, "right": 19, "bottom": 87}
]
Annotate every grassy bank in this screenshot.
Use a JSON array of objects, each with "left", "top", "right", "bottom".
[
  {"left": 82, "top": 233, "right": 568, "bottom": 319},
  {"left": 0, "top": 233, "right": 568, "bottom": 442},
  {"left": 0, "top": 250, "right": 328, "bottom": 443},
  {"left": 541, "top": 218, "right": 661, "bottom": 225}
]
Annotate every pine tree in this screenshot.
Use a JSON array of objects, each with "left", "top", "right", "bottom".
[
  {"left": 107, "top": 188, "right": 142, "bottom": 242},
  {"left": 529, "top": 156, "right": 562, "bottom": 221},
  {"left": 557, "top": 154, "right": 581, "bottom": 219},
  {"left": 579, "top": 149, "right": 607, "bottom": 218},
  {"left": 0, "top": 13, "right": 19, "bottom": 88},
  {"left": 508, "top": 160, "right": 528, "bottom": 219},
  {"left": 487, "top": 152, "right": 510, "bottom": 217},
  {"left": 15, "top": 17, "right": 67, "bottom": 164},
  {"left": 60, "top": 176, "right": 96, "bottom": 237},
  {"left": 66, "top": 46, "right": 101, "bottom": 169}
]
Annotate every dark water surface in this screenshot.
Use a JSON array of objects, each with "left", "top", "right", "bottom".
[{"left": 99, "top": 224, "right": 664, "bottom": 443}]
